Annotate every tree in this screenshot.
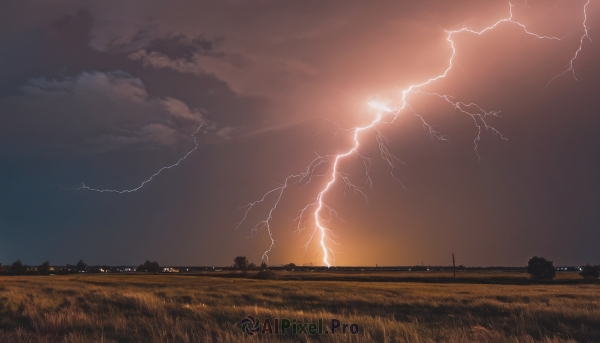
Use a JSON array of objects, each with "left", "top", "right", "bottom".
[
  {"left": 247, "top": 263, "right": 257, "bottom": 270},
  {"left": 527, "top": 256, "right": 556, "bottom": 280},
  {"left": 39, "top": 261, "right": 51, "bottom": 275},
  {"left": 9, "top": 260, "right": 25, "bottom": 275},
  {"left": 260, "top": 261, "right": 268, "bottom": 270},
  {"left": 137, "top": 260, "right": 160, "bottom": 273},
  {"left": 76, "top": 260, "right": 87, "bottom": 272},
  {"left": 234, "top": 256, "right": 249, "bottom": 270},
  {"left": 284, "top": 263, "right": 296, "bottom": 270},
  {"left": 579, "top": 264, "right": 600, "bottom": 279}
]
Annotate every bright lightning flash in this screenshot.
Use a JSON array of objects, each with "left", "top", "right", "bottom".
[{"left": 238, "top": 1, "right": 591, "bottom": 267}]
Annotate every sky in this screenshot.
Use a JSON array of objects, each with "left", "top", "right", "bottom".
[{"left": 0, "top": 0, "right": 598, "bottom": 267}]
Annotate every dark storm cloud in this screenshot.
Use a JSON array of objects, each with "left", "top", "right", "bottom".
[
  {"left": 0, "top": 8, "right": 267, "bottom": 133},
  {"left": 0, "top": 0, "right": 598, "bottom": 267},
  {"left": 0, "top": 70, "right": 206, "bottom": 156},
  {"left": 145, "top": 35, "right": 219, "bottom": 61}
]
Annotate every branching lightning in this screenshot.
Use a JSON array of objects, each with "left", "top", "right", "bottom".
[
  {"left": 237, "top": 1, "right": 592, "bottom": 267},
  {"left": 546, "top": 0, "right": 591, "bottom": 87},
  {"left": 69, "top": 124, "right": 203, "bottom": 193}
]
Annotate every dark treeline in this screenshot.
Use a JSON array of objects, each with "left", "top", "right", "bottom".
[
  {"left": 0, "top": 259, "right": 137, "bottom": 275},
  {"left": 1, "top": 255, "right": 598, "bottom": 280}
]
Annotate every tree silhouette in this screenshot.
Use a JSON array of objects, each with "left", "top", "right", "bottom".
[
  {"left": 137, "top": 260, "right": 160, "bottom": 273},
  {"left": 260, "top": 262, "right": 268, "bottom": 270},
  {"left": 234, "top": 256, "right": 248, "bottom": 270},
  {"left": 39, "top": 261, "right": 51, "bottom": 275},
  {"left": 579, "top": 264, "right": 600, "bottom": 279},
  {"left": 76, "top": 260, "right": 87, "bottom": 272},
  {"left": 9, "top": 260, "right": 25, "bottom": 275},
  {"left": 527, "top": 256, "right": 556, "bottom": 280}
]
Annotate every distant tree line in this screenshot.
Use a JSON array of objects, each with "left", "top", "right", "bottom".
[
  {"left": 232, "top": 256, "right": 298, "bottom": 271},
  {"left": 232, "top": 256, "right": 277, "bottom": 280},
  {"left": 1, "top": 255, "right": 598, "bottom": 281},
  {"left": 0, "top": 259, "right": 147, "bottom": 275}
]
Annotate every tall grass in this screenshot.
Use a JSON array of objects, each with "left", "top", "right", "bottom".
[{"left": 0, "top": 273, "right": 597, "bottom": 342}]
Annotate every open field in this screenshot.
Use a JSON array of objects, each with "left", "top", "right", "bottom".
[{"left": 0, "top": 271, "right": 599, "bottom": 342}]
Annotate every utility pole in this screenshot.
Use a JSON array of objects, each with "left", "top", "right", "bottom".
[{"left": 452, "top": 253, "right": 456, "bottom": 278}]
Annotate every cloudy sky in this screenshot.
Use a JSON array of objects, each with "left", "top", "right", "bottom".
[{"left": 0, "top": 0, "right": 598, "bottom": 267}]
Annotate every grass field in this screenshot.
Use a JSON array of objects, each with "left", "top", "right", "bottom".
[{"left": 0, "top": 271, "right": 598, "bottom": 342}]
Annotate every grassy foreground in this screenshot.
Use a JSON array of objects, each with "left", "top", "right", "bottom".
[{"left": 0, "top": 272, "right": 598, "bottom": 342}]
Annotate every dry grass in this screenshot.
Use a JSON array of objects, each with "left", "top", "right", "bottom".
[{"left": 0, "top": 272, "right": 598, "bottom": 342}]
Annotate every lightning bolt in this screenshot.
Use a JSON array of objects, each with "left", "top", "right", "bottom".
[
  {"left": 69, "top": 124, "right": 202, "bottom": 193},
  {"left": 546, "top": 0, "right": 591, "bottom": 87},
  {"left": 237, "top": 1, "right": 592, "bottom": 267}
]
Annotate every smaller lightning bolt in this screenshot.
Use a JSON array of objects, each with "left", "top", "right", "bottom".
[
  {"left": 70, "top": 124, "right": 202, "bottom": 193},
  {"left": 546, "top": 0, "right": 591, "bottom": 87},
  {"left": 235, "top": 154, "right": 332, "bottom": 260}
]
